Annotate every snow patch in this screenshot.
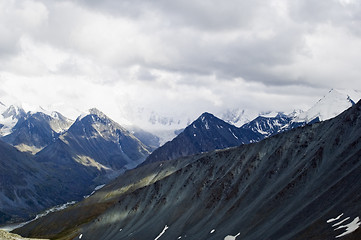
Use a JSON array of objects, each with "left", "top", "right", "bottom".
[
  {"left": 335, "top": 217, "right": 361, "bottom": 238},
  {"left": 260, "top": 111, "right": 278, "bottom": 118},
  {"left": 84, "top": 184, "right": 107, "bottom": 198},
  {"left": 327, "top": 213, "right": 344, "bottom": 223},
  {"left": 327, "top": 213, "right": 361, "bottom": 238},
  {"left": 205, "top": 120, "right": 210, "bottom": 130},
  {"left": 0, "top": 201, "right": 76, "bottom": 232},
  {"left": 333, "top": 217, "right": 350, "bottom": 227},
  {"left": 94, "top": 184, "right": 105, "bottom": 191},
  {"left": 224, "top": 233, "right": 240, "bottom": 240},
  {"left": 228, "top": 128, "right": 238, "bottom": 139},
  {"left": 154, "top": 225, "right": 168, "bottom": 240}
]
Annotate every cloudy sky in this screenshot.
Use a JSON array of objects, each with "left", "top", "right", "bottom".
[{"left": 0, "top": 0, "right": 360, "bottom": 126}]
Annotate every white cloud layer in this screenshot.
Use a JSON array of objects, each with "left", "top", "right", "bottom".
[{"left": 0, "top": 0, "right": 360, "bottom": 126}]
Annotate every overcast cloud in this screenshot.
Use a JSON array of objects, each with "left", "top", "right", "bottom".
[{"left": 0, "top": 0, "right": 360, "bottom": 126}]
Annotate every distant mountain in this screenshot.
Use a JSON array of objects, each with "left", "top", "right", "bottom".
[
  {"left": 239, "top": 89, "right": 361, "bottom": 138},
  {"left": 142, "top": 112, "right": 263, "bottom": 165},
  {"left": 115, "top": 108, "right": 192, "bottom": 145},
  {"left": 1, "top": 111, "right": 72, "bottom": 154},
  {"left": 220, "top": 108, "right": 258, "bottom": 127},
  {"left": 128, "top": 126, "right": 160, "bottom": 151},
  {"left": 296, "top": 88, "right": 361, "bottom": 123},
  {"left": 17, "top": 100, "right": 361, "bottom": 240},
  {"left": 0, "top": 108, "right": 152, "bottom": 225},
  {"left": 241, "top": 112, "right": 304, "bottom": 138},
  {"left": 0, "top": 105, "right": 26, "bottom": 136},
  {"left": 36, "top": 108, "right": 151, "bottom": 175}
]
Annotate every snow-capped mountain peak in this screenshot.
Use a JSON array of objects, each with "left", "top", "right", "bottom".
[
  {"left": 295, "top": 89, "right": 361, "bottom": 123},
  {"left": 2, "top": 105, "right": 26, "bottom": 120},
  {"left": 219, "top": 108, "right": 259, "bottom": 127},
  {"left": 0, "top": 104, "right": 26, "bottom": 136}
]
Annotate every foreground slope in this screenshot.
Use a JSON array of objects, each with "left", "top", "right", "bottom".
[{"left": 16, "top": 101, "right": 361, "bottom": 240}]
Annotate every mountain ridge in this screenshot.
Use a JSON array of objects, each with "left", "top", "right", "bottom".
[{"left": 141, "top": 112, "right": 263, "bottom": 165}]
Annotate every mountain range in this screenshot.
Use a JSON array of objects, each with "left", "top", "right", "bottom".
[
  {"left": 0, "top": 88, "right": 360, "bottom": 229},
  {"left": 0, "top": 108, "right": 151, "bottom": 224},
  {"left": 142, "top": 89, "right": 361, "bottom": 165},
  {"left": 14, "top": 98, "right": 361, "bottom": 240},
  {"left": 142, "top": 112, "right": 263, "bottom": 165}
]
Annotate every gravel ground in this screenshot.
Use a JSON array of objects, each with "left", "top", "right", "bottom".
[{"left": 0, "top": 230, "right": 48, "bottom": 240}]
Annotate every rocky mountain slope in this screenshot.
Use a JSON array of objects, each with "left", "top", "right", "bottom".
[
  {"left": 0, "top": 109, "right": 152, "bottom": 225},
  {"left": 0, "top": 140, "right": 75, "bottom": 225},
  {"left": 36, "top": 108, "right": 150, "bottom": 171},
  {"left": 1, "top": 111, "right": 72, "bottom": 154},
  {"left": 15, "top": 101, "right": 361, "bottom": 240},
  {"left": 240, "top": 112, "right": 299, "bottom": 138}
]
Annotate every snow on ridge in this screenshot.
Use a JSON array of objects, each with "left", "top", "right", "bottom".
[
  {"left": 295, "top": 89, "right": 360, "bottom": 123},
  {"left": 219, "top": 108, "right": 258, "bottom": 127},
  {"left": 336, "top": 89, "right": 361, "bottom": 103},
  {"left": 335, "top": 217, "right": 361, "bottom": 238},
  {"left": 224, "top": 233, "right": 240, "bottom": 240},
  {"left": 154, "top": 225, "right": 168, "bottom": 240},
  {"left": 327, "top": 213, "right": 361, "bottom": 238},
  {"left": 327, "top": 213, "right": 344, "bottom": 223},
  {"left": 259, "top": 111, "right": 279, "bottom": 118}
]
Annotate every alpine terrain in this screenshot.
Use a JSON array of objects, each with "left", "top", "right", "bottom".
[
  {"left": 1, "top": 111, "right": 72, "bottom": 154},
  {"left": 0, "top": 108, "right": 152, "bottom": 225},
  {"left": 14, "top": 100, "right": 361, "bottom": 240},
  {"left": 142, "top": 112, "right": 263, "bottom": 165}
]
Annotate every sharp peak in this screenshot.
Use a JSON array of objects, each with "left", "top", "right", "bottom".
[
  {"left": 199, "top": 112, "right": 216, "bottom": 118},
  {"left": 8, "top": 104, "right": 24, "bottom": 109},
  {"left": 4, "top": 104, "right": 26, "bottom": 114},
  {"left": 50, "top": 111, "right": 72, "bottom": 120},
  {"left": 88, "top": 108, "right": 105, "bottom": 116},
  {"left": 77, "top": 108, "right": 112, "bottom": 122},
  {"left": 314, "top": 88, "right": 361, "bottom": 106}
]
